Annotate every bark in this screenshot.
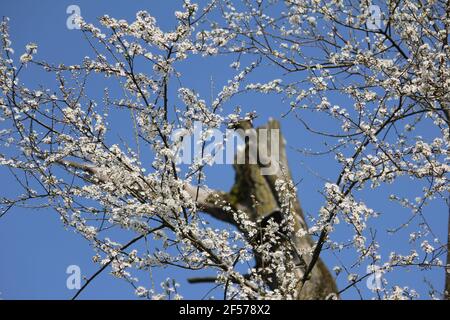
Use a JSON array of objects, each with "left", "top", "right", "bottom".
[{"left": 199, "top": 119, "right": 338, "bottom": 299}]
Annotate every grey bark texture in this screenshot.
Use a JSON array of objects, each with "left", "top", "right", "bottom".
[{"left": 199, "top": 119, "right": 338, "bottom": 299}]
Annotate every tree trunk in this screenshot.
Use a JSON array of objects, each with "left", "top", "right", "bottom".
[{"left": 220, "top": 119, "right": 338, "bottom": 299}]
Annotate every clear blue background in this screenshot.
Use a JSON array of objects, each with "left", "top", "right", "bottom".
[{"left": 0, "top": 0, "right": 447, "bottom": 300}]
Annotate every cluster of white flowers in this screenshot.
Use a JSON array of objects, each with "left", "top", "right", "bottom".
[
  {"left": 19, "top": 43, "right": 37, "bottom": 64},
  {"left": 246, "top": 79, "right": 283, "bottom": 94},
  {"left": 1, "top": 0, "right": 449, "bottom": 300}
]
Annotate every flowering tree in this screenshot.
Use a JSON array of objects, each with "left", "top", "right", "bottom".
[{"left": 0, "top": 0, "right": 449, "bottom": 300}]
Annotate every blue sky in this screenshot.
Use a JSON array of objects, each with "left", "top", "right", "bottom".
[{"left": 0, "top": 0, "right": 448, "bottom": 300}]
